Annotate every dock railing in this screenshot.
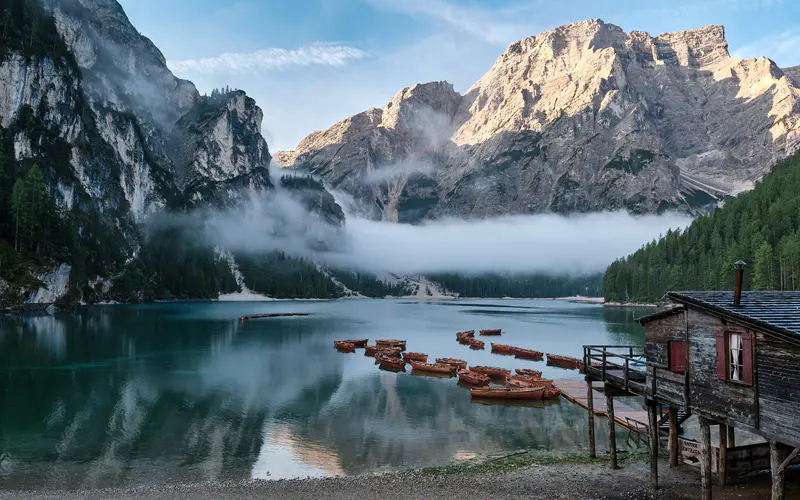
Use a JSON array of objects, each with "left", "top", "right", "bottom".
[{"left": 583, "top": 345, "right": 688, "bottom": 405}]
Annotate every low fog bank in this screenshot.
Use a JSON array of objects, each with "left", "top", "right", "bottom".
[
  {"left": 318, "top": 212, "right": 692, "bottom": 275},
  {"left": 176, "top": 190, "right": 692, "bottom": 276}
]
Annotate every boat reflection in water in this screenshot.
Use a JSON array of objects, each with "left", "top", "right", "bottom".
[
  {"left": 470, "top": 398, "right": 561, "bottom": 408},
  {"left": 0, "top": 299, "right": 645, "bottom": 489}
]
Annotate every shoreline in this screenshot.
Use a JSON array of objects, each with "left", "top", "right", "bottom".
[
  {"left": 4, "top": 295, "right": 613, "bottom": 314},
  {"left": 1, "top": 453, "right": 787, "bottom": 500}
]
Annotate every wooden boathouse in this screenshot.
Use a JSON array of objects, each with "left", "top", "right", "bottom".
[{"left": 584, "top": 264, "right": 800, "bottom": 500}]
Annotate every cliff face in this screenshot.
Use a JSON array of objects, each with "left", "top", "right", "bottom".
[
  {"left": 0, "top": 0, "right": 277, "bottom": 307},
  {"left": 278, "top": 19, "right": 800, "bottom": 219}
]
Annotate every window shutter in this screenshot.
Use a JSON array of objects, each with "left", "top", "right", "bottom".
[
  {"left": 715, "top": 330, "right": 727, "bottom": 380},
  {"left": 741, "top": 331, "right": 753, "bottom": 385},
  {"left": 669, "top": 341, "right": 687, "bottom": 373}
]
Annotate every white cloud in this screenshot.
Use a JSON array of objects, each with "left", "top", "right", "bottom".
[
  {"left": 198, "top": 192, "right": 693, "bottom": 276},
  {"left": 731, "top": 28, "right": 800, "bottom": 67},
  {"left": 167, "top": 44, "right": 369, "bottom": 76}
]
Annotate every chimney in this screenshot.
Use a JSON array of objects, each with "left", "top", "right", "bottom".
[{"left": 733, "top": 260, "right": 747, "bottom": 307}]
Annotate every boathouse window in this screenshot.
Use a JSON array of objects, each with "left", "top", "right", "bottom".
[
  {"left": 716, "top": 330, "right": 753, "bottom": 385},
  {"left": 668, "top": 341, "right": 686, "bottom": 373}
]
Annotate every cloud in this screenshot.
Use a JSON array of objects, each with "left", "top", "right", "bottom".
[
  {"left": 319, "top": 211, "right": 693, "bottom": 275},
  {"left": 731, "top": 28, "right": 800, "bottom": 67},
  {"left": 191, "top": 188, "right": 692, "bottom": 276},
  {"left": 167, "top": 44, "right": 369, "bottom": 76},
  {"left": 363, "top": 0, "right": 541, "bottom": 46}
]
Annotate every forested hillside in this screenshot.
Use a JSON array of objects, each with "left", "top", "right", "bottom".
[{"left": 604, "top": 153, "right": 800, "bottom": 303}]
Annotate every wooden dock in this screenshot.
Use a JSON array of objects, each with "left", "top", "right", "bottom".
[{"left": 555, "top": 379, "right": 649, "bottom": 433}]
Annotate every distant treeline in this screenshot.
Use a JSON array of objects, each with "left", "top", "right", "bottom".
[
  {"left": 604, "top": 152, "right": 800, "bottom": 303},
  {"left": 428, "top": 273, "right": 603, "bottom": 298}
]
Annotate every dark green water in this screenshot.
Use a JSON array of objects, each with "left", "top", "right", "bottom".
[{"left": 0, "top": 300, "right": 648, "bottom": 489}]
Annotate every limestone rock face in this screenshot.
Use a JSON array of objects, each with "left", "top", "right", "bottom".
[
  {"left": 37, "top": 0, "right": 272, "bottom": 216},
  {"left": 279, "top": 19, "right": 800, "bottom": 219}
]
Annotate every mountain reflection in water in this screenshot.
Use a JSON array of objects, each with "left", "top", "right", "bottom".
[{"left": 0, "top": 300, "right": 648, "bottom": 489}]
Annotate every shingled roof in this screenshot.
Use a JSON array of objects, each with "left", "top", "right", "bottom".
[{"left": 666, "top": 291, "right": 800, "bottom": 344}]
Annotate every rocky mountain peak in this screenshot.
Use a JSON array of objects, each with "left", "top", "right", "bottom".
[{"left": 278, "top": 18, "right": 800, "bottom": 220}]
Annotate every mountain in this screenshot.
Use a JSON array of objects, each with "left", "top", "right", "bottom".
[
  {"left": 276, "top": 19, "right": 800, "bottom": 222},
  {"left": 603, "top": 151, "right": 800, "bottom": 303},
  {"left": 0, "top": 0, "right": 350, "bottom": 308}
]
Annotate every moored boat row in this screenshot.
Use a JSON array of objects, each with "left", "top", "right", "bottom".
[
  {"left": 546, "top": 353, "right": 583, "bottom": 370},
  {"left": 490, "top": 343, "right": 517, "bottom": 355},
  {"left": 402, "top": 352, "right": 428, "bottom": 362},
  {"left": 479, "top": 329, "right": 502, "bottom": 336},
  {"left": 436, "top": 357, "right": 467, "bottom": 369},
  {"left": 409, "top": 360, "right": 456, "bottom": 374},
  {"left": 457, "top": 369, "right": 491, "bottom": 386},
  {"left": 334, "top": 341, "right": 356, "bottom": 352},
  {"left": 330, "top": 328, "right": 563, "bottom": 403}
]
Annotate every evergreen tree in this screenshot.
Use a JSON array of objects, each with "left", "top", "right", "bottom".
[{"left": 604, "top": 152, "right": 800, "bottom": 301}]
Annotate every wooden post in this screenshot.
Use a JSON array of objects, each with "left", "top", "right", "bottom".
[
  {"left": 586, "top": 376, "right": 596, "bottom": 459},
  {"left": 605, "top": 384, "right": 618, "bottom": 470},
  {"left": 719, "top": 424, "right": 728, "bottom": 486},
  {"left": 727, "top": 426, "right": 736, "bottom": 448},
  {"left": 647, "top": 400, "right": 659, "bottom": 489},
  {"left": 669, "top": 407, "right": 679, "bottom": 468},
  {"left": 699, "top": 416, "right": 712, "bottom": 500},
  {"left": 770, "top": 441, "right": 786, "bottom": 500}
]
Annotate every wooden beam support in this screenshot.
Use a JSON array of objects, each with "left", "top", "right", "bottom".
[
  {"left": 779, "top": 447, "right": 800, "bottom": 472},
  {"left": 771, "top": 441, "right": 787, "bottom": 500},
  {"left": 647, "top": 400, "right": 659, "bottom": 489},
  {"left": 669, "top": 407, "right": 679, "bottom": 468},
  {"left": 719, "top": 424, "right": 728, "bottom": 486},
  {"left": 699, "top": 416, "right": 712, "bottom": 500},
  {"left": 605, "top": 383, "right": 618, "bottom": 470},
  {"left": 586, "top": 376, "right": 596, "bottom": 459},
  {"left": 727, "top": 426, "right": 736, "bottom": 448}
]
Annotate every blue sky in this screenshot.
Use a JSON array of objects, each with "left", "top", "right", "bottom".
[{"left": 119, "top": 0, "right": 800, "bottom": 151}]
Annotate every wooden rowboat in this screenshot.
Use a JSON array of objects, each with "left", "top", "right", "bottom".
[
  {"left": 376, "top": 347, "right": 402, "bottom": 358},
  {"left": 402, "top": 352, "right": 428, "bottom": 362},
  {"left": 515, "top": 368, "right": 542, "bottom": 378},
  {"left": 376, "top": 354, "right": 406, "bottom": 371},
  {"left": 376, "top": 339, "right": 407, "bottom": 348},
  {"left": 491, "top": 343, "right": 517, "bottom": 355},
  {"left": 341, "top": 339, "right": 368, "bottom": 347},
  {"left": 436, "top": 358, "right": 467, "bottom": 369},
  {"left": 469, "top": 340, "right": 485, "bottom": 350},
  {"left": 409, "top": 361, "right": 455, "bottom": 375},
  {"left": 239, "top": 312, "right": 310, "bottom": 321},
  {"left": 456, "top": 330, "right": 475, "bottom": 338},
  {"left": 479, "top": 329, "right": 502, "bottom": 336},
  {"left": 506, "top": 377, "right": 554, "bottom": 389},
  {"left": 364, "top": 345, "right": 378, "bottom": 356},
  {"left": 458, "top": 337, "right": 473, "bottom": 345},
  {"left": 513, "top": 347, "right": 544, "bottom": 360},
  {"left": 471, "top": 366, "right": 511, "bottom": 378},
  {"left": 457, "top": 369, "right": 490, "bottom": 386},
  {"left": 333, "top": 341, "right": 356, "bottom": 352},
  {"left": 543, "top": 387, "right": 561, "bottom": 400},
  {"left": 546, "top": 353, "right": 583, "bottom": 369},
  {"left": 470, "top": 386, "right": 545, "bottom": 400}
]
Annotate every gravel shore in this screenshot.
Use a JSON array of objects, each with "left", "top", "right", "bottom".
[{"left": 2, "top": 458, "right": 793, "bottom": 500}]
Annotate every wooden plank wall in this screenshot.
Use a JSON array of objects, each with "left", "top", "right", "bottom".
[
  {"left": 645, "top": 311, "right": 685, "bottom": 366},
  {"left": 756, "top": 333, "right": 800, "bottom": 447},
  {"left": 645, "top": 311, "right": 686, "bottom": 406},
  {"left": 686, "top": 309, "right": 757, "bottom": 426}
]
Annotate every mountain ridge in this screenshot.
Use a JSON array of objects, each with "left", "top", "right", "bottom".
[{"left": 277, "top": 19, "right": 800, "bottom": 221}]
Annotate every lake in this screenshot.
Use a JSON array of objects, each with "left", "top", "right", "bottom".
[{"left": 0, "top": 299, "right": 649, "bottom": 489}]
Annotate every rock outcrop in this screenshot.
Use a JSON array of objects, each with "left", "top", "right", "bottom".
[
  {"left": 278, "top": 19, "right": 800, "bottom": 219},
  {"left": 0, "top": 0, "right": 276, "bottom": 306}
]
